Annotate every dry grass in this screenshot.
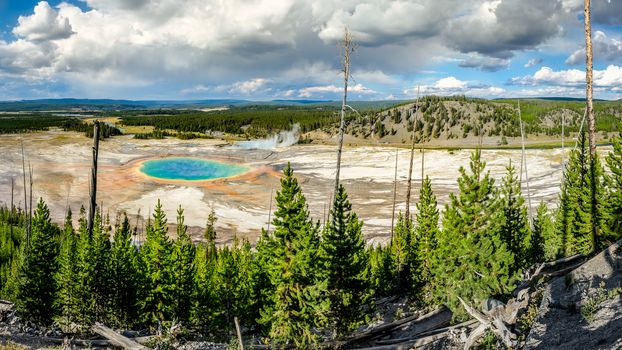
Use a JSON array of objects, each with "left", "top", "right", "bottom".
[{"left": 0, "top": 341, "right": 27, "bottom": 350}]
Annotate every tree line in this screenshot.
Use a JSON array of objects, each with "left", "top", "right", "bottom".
[{"left": 1, "top": 127, "right": 622, "bottom": 347}]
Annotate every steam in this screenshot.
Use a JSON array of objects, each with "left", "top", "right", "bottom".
[{"left": 232, "top": 124, "right": 301, "bottom": 150}]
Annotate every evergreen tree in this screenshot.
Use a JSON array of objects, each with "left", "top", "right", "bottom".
[
  {"left": 498, "top": 163, "right": 531, "bottom": 273},
  {"left": 431, "top": 150, "right": 515, "bottom": 318},
  {"left": 413, "top": 176, "right": 439, "bottom": 300},
  {"left": 171, "top": 206, "right": 196, "bottom": 324},
  {"left": 249, "top": 228, "right": 274, "bottom": 333},
  {"left": 15, "top": 199, "right": 60, "bottom": 325},
  {"left": 530, "top": 203, "right": 551, "bottom": 264},
  {"left": 55, "top": 209, "right": 81, "bottom": 327},
  {"left": 367, "top": 244, "right": 396, "bottom": 298},
  {"left": 110, "top": 214, "right": 141, "bottom": 328},
  {"left": 91, "top": 211, "right": 113, "bottom": 323},
  {"left": 605, "top": 124, "right": 622, "bottom": 243},
  {"left": 320, "top": 185, "right": 370, "bottom": 336},
  {"left": 391, "top": 213, "right": 414, "bottom": 293},
  {"left": 260, "top": 163, "right": 327, "bottom": 347},
  {"left": 141, "top": 200, "right": 174, "bottom": 323},
  {"left": 556, "top": 130, "right": 608, "bottom": 254},
  {"left": 192, "top": 213, "right": 218, "bottom": 333}
]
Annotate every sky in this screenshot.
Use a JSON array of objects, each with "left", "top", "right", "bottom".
[{"left": 0, "top": 0, "right": 621, "bottom": 101}]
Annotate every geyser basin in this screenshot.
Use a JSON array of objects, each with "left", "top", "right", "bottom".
[{"left": 140, "top": 157, "right": 248, "bottom": 181}]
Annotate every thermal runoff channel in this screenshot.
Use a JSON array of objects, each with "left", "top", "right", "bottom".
[{"left": 140, "top": 157, "right": 248, "bottom": 181}]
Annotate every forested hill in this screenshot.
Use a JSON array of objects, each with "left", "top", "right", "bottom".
[
  {"left": 2, "top": 97, "right": 622, "bottom": 146},
  {"left": 330, "top": 97, "right": 622, "bottom": 146}
]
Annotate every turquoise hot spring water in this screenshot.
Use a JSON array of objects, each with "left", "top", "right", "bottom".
[{"left": 139, "top": 157, "right": 248, "bottom": 181}]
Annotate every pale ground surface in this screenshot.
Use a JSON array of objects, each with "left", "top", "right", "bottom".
[{"left": 0, "top": 130, "right": 612, "bottom": 244}]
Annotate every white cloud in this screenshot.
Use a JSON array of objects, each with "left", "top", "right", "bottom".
[
  {"left": 511, "top": 65, "right": 622, "bottom": 87},
  {"left": 13, "top": 1, "right": 74, "bottom": 42},
  {"left": 298, "top": 83, "right": 376, "bottom": 98},
  {"left": 524, "top": 58, "right": 543, "bottom": 68},
  {"left": 565, "top": 31, "right": 622, "bottom": 65},
  {"left": 229, "top": 79, "right": 271, "bottom": 95},
  {"left": 406, "top": 77, "right": 506, "bottom": 98}
]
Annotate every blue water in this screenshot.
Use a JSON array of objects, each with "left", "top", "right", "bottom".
[{"left": 140, "top": 157, "right": 248, "bottom": 181}]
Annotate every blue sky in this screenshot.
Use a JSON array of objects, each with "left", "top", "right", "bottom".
[{"left": 0, "top": 0, "right": 621, "bottom": 100}]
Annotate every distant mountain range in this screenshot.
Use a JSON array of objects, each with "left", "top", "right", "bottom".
[{"left": 0, "top": 97, "right": 618, "bottom": 112}]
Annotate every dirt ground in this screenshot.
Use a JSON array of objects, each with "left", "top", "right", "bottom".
[{"left": 0, "top": 130, "right": 609, "bottom": 245}]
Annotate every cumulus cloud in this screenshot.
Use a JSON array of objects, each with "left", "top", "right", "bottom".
[
  {"left": 444, "top": 0, "right": 562, "bottom": 58},
  {"left": 524, "top": 58, "right": 543, "bottom": 68},
  {"left": 298, "top": 83, "right": 376, "bottom": 98},
  {"left": 13, "top": 2, "right": 73, "bottom": 41},
  {"left": 406, "top": 77, "right": 505, "bottom": 98},
  {"left": 458, "top": 56, "right": 511, "bottom": 72},
  {"left": 511, "top": 65, "right": 622, "bottom": 87},
  {"left": 565, "top": 31, "right": 622, "bottom": 66}
]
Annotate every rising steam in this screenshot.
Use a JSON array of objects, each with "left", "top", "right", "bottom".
[{"left": 231, "top": 124, "right": 301, "bottom": 150}]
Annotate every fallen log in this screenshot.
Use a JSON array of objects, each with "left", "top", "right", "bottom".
[
  {"left": 355, "top": 320, "right": 478, "bottom": 350},
  {"left": 92, "top": 323, "right": 150, "bottom": 350},
  {"left": 340, "top": 307, "right": 451, "bottom": 346}
]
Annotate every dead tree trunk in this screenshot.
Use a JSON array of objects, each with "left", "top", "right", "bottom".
[
  {"left": 334, "top": 28, "right": 353, "bottom": 198},
  {"left": 584, "top": 0, "right": 599, "bottom": 250},
  {"left": 390, "top": 149, "right": 398, "bottom": 240},
  {"left": 404, "top": 86, "right": 420, "bottom": 224},
  {"left": 87, "top": 121, "right": 100, "bottom": 236},
  {"left": 10, "top": 177, "right": 14, "bottom": 237},
  {"left": 21, "top": 142, "right": 28, "bottom": 243},
  {"left": 28, "top": 162, "right": 33, "bottom": 233}
]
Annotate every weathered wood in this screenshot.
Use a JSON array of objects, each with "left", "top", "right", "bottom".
[
  {"left": 87, "top": 121, "right": 100, "bottom": 235},
  {"left": 21, "top": 141, "right": 28, "bottom": 243},
  {"left": 92, "top": 323, "right": 150, "bottom": 350},
  {"left": 341, "top": 307, "right": 451, "bottom": 346},
  {"left": 458, "top": 297, "right": 516, "bottom": 350},
  {"left": 234, "top": 316, "right": 244, "bottom": 350},
  {"left": 390, "top": 149, "right": 398, "bottom": 240},
  {"left": 356, "top": 320, "right": 478, "bottom": 350},
  {"left": 334, "top": 28, "right": 353, "bottom": 197},
  {"left": 404, "top": 86, "right": 420, "bottom": 224}
]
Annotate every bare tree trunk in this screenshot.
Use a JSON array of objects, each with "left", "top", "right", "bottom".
[
  {"left": 404, "top": 87, "right": 420, "bottom": 224},
  {"left": 10, "top": 177, "right": 14, "bottom": 237},
  {"left": 334, "top": 28, "right": 353, "bottom": 198},
  {"left": 585, "top": 0, "right": 599, "bottom": 249},
  {"left": 390, "top": 149, "right": 398, "bottom": 240},
  {"left": 518, "top": 101, "right": 533, "bottom": 223},
  {"left": 88, "top": 121, "right": 101, "bottom": 236},
  {"left": 29, "top": 162, "right": 33, "bottom": 233},
  {"left": 21, "top": 142, "right": 28, "bottom": 244}
]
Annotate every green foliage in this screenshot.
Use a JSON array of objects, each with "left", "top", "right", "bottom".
[
  {"left": 259, "top": 163, "right": 327, "bottom": 347},
  {"left": 320, "top": 185, "right": 371, "bottom": 336},
  {"left": 413, "top": 176, "right": 439, "bottom": 300},
  {"left": 556, "top": 130, "right": 608, "bottom": 255},
  {"left": 531, "top": 203, "right": 555, "bottom": 263},
  {"left": 171, "top": 207, "right": 196, "bottom": 325},
  {"left": 110, "top": 214, "right": 142, "bottom": 328},
  {"left": 605, "top": 124, "right": 622, "bottom": 243},
  {"left": 498, "top": 163, "right": 531, "bottom": 272},
  {"left": 367, "top": 244, "right": 397, "bottom": 298},
  {"left": 15, "top": 199, "right": 60, "bottom": 325},
  {"left": 142, "top": 200, "right": 174, "bottom": 323},
  {"left": 391, "top": 213, "right": 414, "bottom": 293},
  {"left": 432, "top": 150, "right": 515, "bottom": 319},
  {"left": 55, "top": 209, "right": 81, "bottom": 327}
]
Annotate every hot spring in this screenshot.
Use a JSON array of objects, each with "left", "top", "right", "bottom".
[{"left": 140, "top": 157, "right": 249, "bottom": 181}]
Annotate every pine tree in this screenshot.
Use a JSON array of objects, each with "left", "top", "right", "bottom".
[
  {"left": 15, "top": 199, "right": 60, "bottom": 325},
  {"left": 141, "top": 200, "right": 174, "bottom": 323},
  {"left": 110, "top": 214, "right": 141, "bottom": 328},
  {"left": 367, "top": 244, "right": 396, "bottom": 298},
  {"left": 431, "top": 150, "right": 515, "bottom": 318},
  {"left": 320, "top": 185, "right": 370, "bottom": 336},
  {"left": 391, "top": 213, "right": 414, "bottom": 293},
  {"left": 530, "top": 202, "right": 551, "bottom": 264},
  {"left": 260, "top": 163, "right": 327, "bottom": 347},
  {"left": 55, "top": 209, "right": 81, "bottom": 327},
  {"left": 249, "top": 228, "right": 274, "bottom": 333},
  {"left": 91, "top": 210, "right": 113, "bottom": 323},
  {"left": 192, "top": 212, "right": 219, "bottom": 333},
  {"left": 605, "top": 124, "right": 622, "bottom": 243},
  {"left": 556, "top": 130, "right": 607, "bottom": 254},
  {"left": 498, "top": 163, "right": 531, "bottom": 273},
  {"left": 171, "top": 206, "right": 196, "bottom": 324},
  {"left": 413, "top": 176, "right": 439, "bottom": 300}
]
